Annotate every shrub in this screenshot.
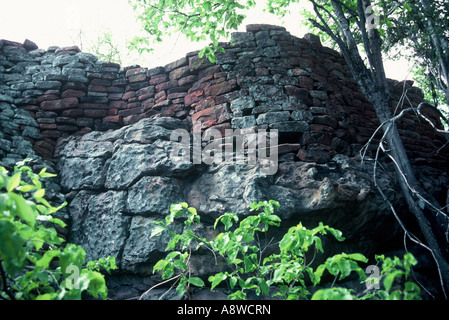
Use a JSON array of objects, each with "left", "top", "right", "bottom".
[
  {"left": 0, "top": 161, "right": 117, "bottom": 300},
  {"left": 150, "top": 200, "right": 421, "bottom": 300}
]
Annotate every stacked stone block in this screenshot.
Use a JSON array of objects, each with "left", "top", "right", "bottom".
[{"left": 1, "top": 24, "right": 448, "bottom": 168}]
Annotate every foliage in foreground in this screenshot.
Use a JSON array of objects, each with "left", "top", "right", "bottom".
[
  {"left": 151, "top": 201, "right": 421, "bottom": 300},
  {"left": 0, "top": 162, "right": 117, "bottom": 300}
]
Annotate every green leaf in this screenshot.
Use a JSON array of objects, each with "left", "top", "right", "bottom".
[
  {"left": 33, "top": 188, "right": 45, "bottom": 199},
  {"left": 153, "top": 259, "right": 168, "bottom": 273},
  {"left": 310, "top": 265, "right": 325, "bottom": 285},
  {"left": 19, "top": 184, "right": 36, "bottom": 193},
  {"left": 87, "top": 271, "right": 108, "bottom": 300},
  {"left": 244, "top": 255, "right": 256, "bottom": 273},
  {"left": 347, "top": 253, "right": 368, "bottom": 262},
  {"left": 49, "top": 217, "right": 67, "bottom": 228},
  {"left": 228, "top": 290, "right": 246, "bottom": 300},
  {"left": 327, "top": 227, "right": 345, "bottom": 241},
  {"left": 187, "top": 207, "right": 197, "bottom": 216},
  {"left": 7, "top": 172, "right": 21, "bottom": 192},
  {"left": 176, "top": 278, "right": 187, "bottom": 297},
  {"left": 60, "top": 243, "right": 86, "bottom": 272},
  {"left": 311, "top": 287, "right": 354, "bottom": 300},
  {"left": 187, "top": 277, "right": 205, "bottom": 287},
  {"left": 229, "top": 276, "right": 238, "bottom": 289},
  {"left": 384, "top": 271, "right": 403, "bottom": 292},
  {"left": 173, "top": 259, "right": 187, "bottom": 271},
  {"left": 39, "top": 168, "right": 57, "bottom": 178},
  {"left": 0, "top": 220, "right": 27, "bottom": 275},
  {"left": 35, "top": 249, "right": 61, "bottom": 268},
  {"left": 9, "top": 193, "right": 36, "bottom": 227},
  {"left": 209, "top": 272, "right": 226, "bottom": 290},
  {"left": 35, "top": 293, "right": 58, "bottom": 300},
  {"left": 151, "top": 225, "right": 166, "bottom": 238},
  {"left": 258, "top": 278, "right": 269, "bottom": 295},
  {"left": 273, "top": 265, "right": 285, "bottom": 282},
  {"left": 336, "top": 258, "right": 351, "bottom": 279}
]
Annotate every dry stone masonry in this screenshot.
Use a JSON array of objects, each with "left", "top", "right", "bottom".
[
  {"left": 1, "top": 24, "right": 448, "bottom": 166},
  {"left": 1, "top": 24, "right": 449, "bottom": 299}
]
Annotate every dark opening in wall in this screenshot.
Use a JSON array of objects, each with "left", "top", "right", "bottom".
[{"left": 278, "top": 132, "right": 302, "bottom": 145}]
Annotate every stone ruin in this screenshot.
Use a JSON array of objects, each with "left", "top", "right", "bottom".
[{"left": 1, "top": 24, "right": 449, "bottom": 299}]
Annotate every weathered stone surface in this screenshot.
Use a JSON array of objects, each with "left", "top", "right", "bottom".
[
  {"left": 230, "top": 96, "right": 255, "bottom": 116},
  {"left": 126, "top": 176, "right": 184, "bottom": 215},
  {"left": 120, "top": 216, "right": 183, "bottom": 273},
  {"left": 249, "top": 84, "right": 286, "bottom": 102},
  {"left": 256, "top": 111, "right": 290, "bottom": 125},
  {"left": 58, "top": 156, "right": 110, "bottom": 190},
  {"left": 68, "top": 190, "right": 131, "bottom": 262},
  {"left": 105, "top": 142, "right": 190, "bottom": 189},
  {"left": 231, "top": 115, "right": 257, "bottom": 129}
]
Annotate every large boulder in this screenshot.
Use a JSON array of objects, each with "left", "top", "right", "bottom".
[{"left": 57, "top": 116, "right": 421, "bottom": 299}]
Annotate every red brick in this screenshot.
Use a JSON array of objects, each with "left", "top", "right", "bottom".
[
  {"left": 62, "top": 89, "right": 86, "bottom": 99},
  {"left": 56, "top": 117, "right": 77, "bottom": 125},
  {"left": 41, "top": 130, "right": 61, "bottom": 139},
  {"left": 118, "top": 107, "right": 144, "bottom": 117},
  {"left": 123, "top": 114, "right": 141, "bottom": 126},
  {"left": 57, "top": 125, "right": 78, "bottom": 132},
  {"left": 167, "top": 92, "right": 188, "bottom": 100},
  {"left": 37, "top": 94, "right": 59, "bottom": 103},
  {"left": 62, "top": 109, "right": 83, "bottom": 117},
  {"left": 129, "top": 73, "right": 147, "bottom": 83},
  {"left": 35, "top": 140, "right": 54, "bottom": 150},
  {"left": 108, "top": 93, "right": 123, "bottom": 100},
  {"left": 184, "top": 90, "right": 203, "bottom": 107},
  {"left": 108, "top": 108, "right": 118, "bottom": 116},
  {"left": 204, "top": 79, "right": 237, "bottom": 97},
  {"left": 169, "top": 66, "right": 190, "bottom": 80},
  {"left": 137, "top": 86, "right": 155, "bottom": 101},
  {"left": 21, "top": 105, "right": 39, "bottom": 112},
  {"left": 155, "top": 91, "right": 166, "bottom": 101},
  {"left": 79, "top": 103, "right": 108, "bottom": 109},
  {"left": 83, "top": 109, "right": 107, "bottom": 118},
  {"left": 40, "top": 98, "right": 78, "bottom": 111},
  {"left": 39, "top": 123, "right": 57, "bottom": 130},
  {"left": 178, "top": 75, "right": 197, "bottom": 86},
  {"left": 150, "top": 74, "right": 168, "bottom": 85},
  {"left": 125, "top": 67, "right": 145, "bottom": 77},
  {"left": 127, "top": 102, "right": 141, "bottom": 109},
  {"left": 107, "top": 86, "right": 125, "bottom": 93},
  {"left": 88, "top": 85, "right": 107, "bottom": 92},
  {"left": 156, "top": 80, "right": 178, "bottom": 92},
  {"left": 103, "top": 115, "right": 121, "bottom": 123},
  {"left": 109, "top": 100, "right": 127, "bottom": 109},
  {"left": 34, "top": 145, "right": 53, "bottom": 160},
  {"left": 141, "top": 98, "right": 155, "bottom": 109},
  {"left": 122, "top": 91, "right": 136, "bottom": 101},
  {"left": 91, "top": 79, "right": 112, "bottom": 86}
]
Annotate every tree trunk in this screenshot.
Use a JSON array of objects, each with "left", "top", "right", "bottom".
[
  {"left": 374, "top": 94, "right": 449, "bottom": 296},
  {"left": 309, "top": 0, "right": 449, "bottom": 297}
]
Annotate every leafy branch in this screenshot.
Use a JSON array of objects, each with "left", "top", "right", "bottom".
[
  {"left": 149, "top": 200, "right": 422, "bottom": 300},
  {"left": 0, "top": 162, "right": 117, "bottom": 300}
]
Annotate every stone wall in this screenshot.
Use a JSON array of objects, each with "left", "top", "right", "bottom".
[
  {"left": 1, "top": 24, "right": 448, "bottom": 167},
  {"left": 2, "top": 24, "right": 449, "bottom": 299}
]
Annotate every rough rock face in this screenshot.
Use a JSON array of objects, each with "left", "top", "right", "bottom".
[
  {"left": 57, "top": 115, "right": 449, "bottom": 299},
  {"left": 2, "top": 25, "right": 449, "bottom": 299}
]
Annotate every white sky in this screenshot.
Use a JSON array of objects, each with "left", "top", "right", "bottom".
[{"left": 1, "top": 0, "right": 412, "bottom": 80}]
